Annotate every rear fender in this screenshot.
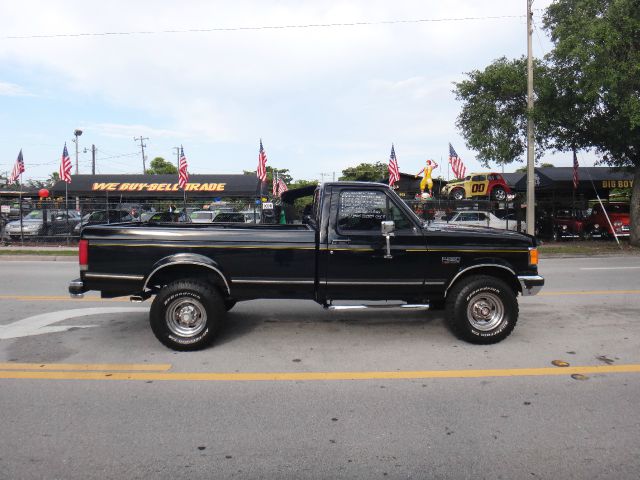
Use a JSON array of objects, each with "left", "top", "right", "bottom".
[{"left": 144, "top": 253, "right": 231, "bottom": 295}]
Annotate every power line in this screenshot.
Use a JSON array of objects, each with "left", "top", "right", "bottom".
[{"left": 3, "top": 14, "right": 528, "bottom": 40}]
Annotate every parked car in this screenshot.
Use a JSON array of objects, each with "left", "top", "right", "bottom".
[
  {"left": 3, "top": 209, "right": 81, "bottom": 240},
  {"left": 190, "top": 211, "right": 216, "bottom": 223},
  {"left": 211, "top": 210, "right": 262, "bottom": 223},
  {"left": 551, "top": 209, "right": 585, "bottom": 241},
  {"left": 441, "top": 172, "right": 512, "bottom": 201},
  {"left": 438, "top": 210, "right": 526, "bottom": 232},
  {"left": 583, "top": 202, "right": 630, "bottom": 239},
  {"left": 146, "top": 211, "right": 191, "bottom": 223},
  {"left": 74, "top": 210, "right": 133, "bottom": 233}
]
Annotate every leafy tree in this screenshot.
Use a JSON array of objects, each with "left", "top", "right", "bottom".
[
  {"left": 543, "top": 0, "right": 640, "bottom": 245},
  {"left": 454, "top": 57, "right": 555, "bottom": 168},
  {"left": 147, "top": 157, "right": 177, "bottom": 175},
  {"left": 243, "top": 166, "right": 293, "bottom": 186},
  {"left": 515, "top": 163, "right": 555, "bottom": 173},
  {"left": 339, "top": 161, "right": 388, "bottom": 181},
  {"left": 454, "top": 0, "right": 640, "bottom": 245}
]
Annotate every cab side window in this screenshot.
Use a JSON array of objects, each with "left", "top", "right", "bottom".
[{"left": 337, "top": 190, "right": 413, "bottom": 233}]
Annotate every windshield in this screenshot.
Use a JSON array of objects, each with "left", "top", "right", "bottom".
[
  {"left": 23, "top": 210, "right": 44, "bottom": 220},
  {"left": 191, "top": 212, "right": 213, "bottom": 220},
  {"left": 605, "top": 204, "right": 630, "bottom": 214}
]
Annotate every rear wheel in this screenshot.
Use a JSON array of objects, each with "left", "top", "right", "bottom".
[
  {"left": 445, "top": 275, "right": 518, "bottom": 344},
  {"left": 150, "top": 279, "right": 225, "bottom": 351}
]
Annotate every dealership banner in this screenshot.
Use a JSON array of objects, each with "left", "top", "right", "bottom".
[{"left": 50, "top": 174, "right": 260, "bottom": 198}]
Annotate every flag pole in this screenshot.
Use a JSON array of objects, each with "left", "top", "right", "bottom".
[
  {"left": 19, "top": 173, "right": 24, "bottom": 245},
  {"left": 65, "top": 180, "right": 69, "bottom": 245}
]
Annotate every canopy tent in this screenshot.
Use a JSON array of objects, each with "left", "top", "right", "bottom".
[{"left": 49, "top": 174, "right": 262, "bottom": 198}]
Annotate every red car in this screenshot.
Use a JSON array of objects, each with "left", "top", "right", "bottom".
[
  {"left": 552, "top": 209, "right": 585, "bottom": 240},
  {"left": 584, "top": 202, "right": 631, "bottom": 239}
]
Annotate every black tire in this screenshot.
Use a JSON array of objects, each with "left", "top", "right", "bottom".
[
  {"left": 150, "top": 279, "right": 225, "bottom": 351},
  {"left": 224, "top": 299, "right": 237, "bottom": 311},
  {"left": 445, "top": 275, "right": 518, "bottom": 344},
  {"left": 491, "top": 186, "right": 507, "bottom": 201},
  {"left": 451, "top": 189, "right": 465, "bottom": 200}
]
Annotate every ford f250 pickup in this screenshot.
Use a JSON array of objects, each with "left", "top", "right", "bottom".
[{"left": 69, "top": 182, "right": 544, "bottom": 350}]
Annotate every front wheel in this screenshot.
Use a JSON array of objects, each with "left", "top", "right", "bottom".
[
  {"left": 490, "top": 186, "right": 507, "bottom": 201},
  {"left": 445, "top": 275, "right": 518, "bottom": 344},
  {"left": 150, "top": 279, "right": 225, "bottom": 351},
  {"left": 451, "top": 189, "right": 465, "bottom": 201}
]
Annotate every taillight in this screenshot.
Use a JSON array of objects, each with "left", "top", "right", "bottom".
[
  {"left": 529, "top": 247, "right": 538, "bottom": 266},
  {"left": 79, "top": 239, "right": 88, "bottom": 271}
]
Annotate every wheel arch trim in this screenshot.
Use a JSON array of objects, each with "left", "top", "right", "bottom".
[
  {"left": 444, "top": 263, "right": 518, "bottom": 298},
  {"left": 144, "top": 254, "right": 231, "bottom": 295}
]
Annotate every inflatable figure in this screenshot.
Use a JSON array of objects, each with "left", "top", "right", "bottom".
[{"left": 415, "top": 159, "right": 439, "bottom": 196}]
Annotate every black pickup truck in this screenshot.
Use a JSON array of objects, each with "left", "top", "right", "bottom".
[{"left": 69, "top": 182, "right": 544, "bottom": 350}]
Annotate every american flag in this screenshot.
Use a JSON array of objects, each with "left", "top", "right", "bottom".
[
  {"left": 572, "top": 150, "right": 579, "bottom": 190},
  {"left": 59, "top": 143, "right": 72, "bottom": 183},
  {"left": 276, "top": 177, "right": 288, "bottom": 196},
  {"left": 448, "top": 143, "right": 467, "bottom": 179},
  {"left": 257, "top": 139, "right": 267, "bottom": 182},
  {"left": 388, "top": 144, "right": 400, "bottom": 187},
  {"left": 272, "top": 173, "right": 288, "bottom": 197},
  {"left": 178, "top": 146, "right": 189, "bottom": 189},
  {"left": 8, "top": 149, "right": 25, "bottom": 184}
]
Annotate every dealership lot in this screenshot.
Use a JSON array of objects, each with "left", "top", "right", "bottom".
[{"left": 1, "top": 256, "right": 639, "bottom": 479}]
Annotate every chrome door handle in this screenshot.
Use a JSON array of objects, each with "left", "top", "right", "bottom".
[{"left": 331, "top": 239, "right": 351, "bottom": 245}]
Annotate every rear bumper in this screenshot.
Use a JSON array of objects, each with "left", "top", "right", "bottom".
[
  {"left": 69, "top": 278, "right": 86, "bottom": 298},
  {"left": 518, "top": 275, "right": 544, "bottom": 296}
]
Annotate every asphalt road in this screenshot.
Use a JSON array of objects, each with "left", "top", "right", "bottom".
[{"left": 0, "top": 256, "right": 639, "bottom": 479}]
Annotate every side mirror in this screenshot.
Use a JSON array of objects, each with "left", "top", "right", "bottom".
[{"left": 381, "top": 220, "right": 395, "bottom": 235}]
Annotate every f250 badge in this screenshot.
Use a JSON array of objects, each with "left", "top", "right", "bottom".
[{"left": 442, "top": 256, "right": 461, "bottom": 265}]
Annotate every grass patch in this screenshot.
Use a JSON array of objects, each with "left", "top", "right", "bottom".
[
  {"left": 0, "top": 249, "right": 77, "bottom": 256},
  {"left": 539, "top": 240, "right": 640, "bottom": 257}
]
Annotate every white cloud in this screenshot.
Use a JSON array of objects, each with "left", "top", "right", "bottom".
[
  {"left": 0, "top": 81, "right": 32, "bottom": 96},
  {"left": 0, "top": 0, "right": 559, "bottom": 179}
]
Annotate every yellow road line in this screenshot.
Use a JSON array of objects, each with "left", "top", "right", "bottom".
[
  {"left": 1, "top": 364, "right": 639, "bottom": 382},
  {"left": 0, "top": 362, "right": 172, "bottom": 372}
]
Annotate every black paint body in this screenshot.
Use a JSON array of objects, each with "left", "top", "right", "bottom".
[{"left": 73, "top": 182, "right": 540, "bottom": 305}]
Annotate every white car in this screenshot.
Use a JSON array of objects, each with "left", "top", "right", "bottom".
[
  {"left": 190, "top": 211, "right": 216, "bottom": 223},
  {"left": 441, "top": 211, "right": 526, "bottom": 232}
]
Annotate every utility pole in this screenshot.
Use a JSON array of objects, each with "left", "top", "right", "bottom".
[
  {"left": 73, "top": 129, "right": 83, "bottom": 175},
  {"left": 83, "top": 145, "right": 98, "bottom": 174},
  {"left": 173, "top": 146, "right": 181, "bottom": 169},
  {"left": 526, "top": 0, "right": 535, "bottom": 235},
  {"left": 134, "top": 136, "right": 149, "bottom": 174},
  {"left": 92, "top": 144, "right": 96, "bottom": 175}
]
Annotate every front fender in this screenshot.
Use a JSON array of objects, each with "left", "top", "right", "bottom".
[{"left": 444, "top": 258, "right": 518, "bottom": 297}]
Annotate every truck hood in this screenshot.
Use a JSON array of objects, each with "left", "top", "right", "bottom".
[{"left": 423, "top": 223, "right": 537, "bottom": 248}]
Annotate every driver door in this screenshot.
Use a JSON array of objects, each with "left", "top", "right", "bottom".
[{"left": 325, "top": 188, "right": 427, "bottom": 301}]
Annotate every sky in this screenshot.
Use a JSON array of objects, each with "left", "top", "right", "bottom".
[{"left": 0, "top": 0, "right": 581, "bottom": 185}]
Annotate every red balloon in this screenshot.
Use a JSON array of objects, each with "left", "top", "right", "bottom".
[{"left": 38, "top": 188, "right": 50, "bottom": 198}]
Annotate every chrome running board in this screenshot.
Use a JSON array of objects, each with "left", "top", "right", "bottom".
[{"left": 326, "top": 303, "right": 430, "bottom": 311}]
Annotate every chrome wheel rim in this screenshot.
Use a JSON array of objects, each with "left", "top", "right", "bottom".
[
  {"left": 493, "top": 188, "right": 506, "bottom": 201},
  {"left": 453, "top": 190, "right": 464, "bottom": 200},
  {"left": 466, "top": 292, "right": 504, "bottom": 331},
  {"left": 166, "top": 298, "right": 207, "bottom": 337}
]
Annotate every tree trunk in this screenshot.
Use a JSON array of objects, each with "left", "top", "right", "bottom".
[{"left": 631, "top": 165, "right": 640, "bottom": 247}]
